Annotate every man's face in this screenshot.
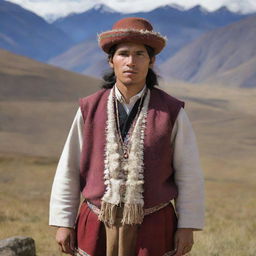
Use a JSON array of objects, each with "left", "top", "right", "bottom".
[{"left": 109, "top": 42, "right": 155, "bottom": 87}]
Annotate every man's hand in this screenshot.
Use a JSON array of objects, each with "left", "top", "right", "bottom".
[
  {"left": 56, "top": 227, "right": 76, "bottom": 255},
  {"left": 173, "top": 228, "right": 194, "bottom": 256}
]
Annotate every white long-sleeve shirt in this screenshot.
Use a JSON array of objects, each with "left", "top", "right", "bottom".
[{"left": 49, "top": 86, "right": 205, "bottom": 230}]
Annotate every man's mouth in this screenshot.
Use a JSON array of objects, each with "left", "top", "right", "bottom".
[{"left": 123, "top": 70, "right": 137, "bottom": 74}]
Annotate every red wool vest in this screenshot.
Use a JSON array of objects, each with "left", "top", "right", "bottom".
[{"left": 79, "top": 87, "right": 184, "bottom": 208}]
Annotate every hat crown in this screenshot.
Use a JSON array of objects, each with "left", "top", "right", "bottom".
[
  {"left": 98, "top": 17, "right": 166, "bottom": 55},
  {"left": 112, "top": 17, "right": 153, "bottom": 31}
]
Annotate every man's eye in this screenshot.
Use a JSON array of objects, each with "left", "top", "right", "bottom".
[{"left": 119, "top": 52, "right": 128, "bottom": 56}]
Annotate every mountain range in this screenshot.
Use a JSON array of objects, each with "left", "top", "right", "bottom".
[
  {"left": 0, "top": 0, "right": 256, "bottom": 87},
  {"left": 0, "top": 0, "right": 74, "bottom": 61},
  {"left": 49, "top": 4, "right": 252, "bottom": 79},
  {"left": 54, "top": 4, "right": 248, "bottom": 43},
  {"left": 160, "top": 15, "right": 256, "bottom": 88},
  {"left": 52, "top": 4, "right": 249, "bottom": 61},
  {"left": 0, "top": 1, "right": 250, "bottom": 62}
]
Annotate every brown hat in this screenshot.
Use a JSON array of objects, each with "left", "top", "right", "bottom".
[{"left": 98, "top": 17, "right": 167, "bottom": 55}]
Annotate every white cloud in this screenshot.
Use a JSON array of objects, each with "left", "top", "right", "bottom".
[
  {"left": 6, "top": 0, "right": 256, "bottom": 21},
  {"left": 223, "top": 0, "right": 256, "bottom": 13},
  {"left": 6, "top": 0, "right": 99, "bottom": 20},
  {"left": 103, "top": 0, "right": 256, "bottom": 13}
]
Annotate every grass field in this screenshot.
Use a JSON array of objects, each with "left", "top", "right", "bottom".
[
  {"left": 0, "top": 83, "right": 256, "bottom": 255},
  {"left": 0, "top": 155, "right": 255, "bottom": 255}
]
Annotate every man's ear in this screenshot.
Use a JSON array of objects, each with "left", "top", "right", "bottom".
[
  {"left": 108, "top": 58, "right": 114, "bottom": 68},
  {"left": 149, "top": 56, "right": 155, "bottom": 68}
]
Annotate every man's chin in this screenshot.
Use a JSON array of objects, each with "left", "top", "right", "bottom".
[
  {"left": 121, "top": 80, "right": 135, "bottom": 87},
  {"left": 122, "top": 78, "right": 141, "bottom": 86},
  {"left": 118, "top": 78, "right": 145, "bottom": 87}
]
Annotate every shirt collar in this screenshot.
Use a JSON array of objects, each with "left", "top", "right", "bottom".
[{"left": 114, "top": 84, "right": 147, "bottom": 105}]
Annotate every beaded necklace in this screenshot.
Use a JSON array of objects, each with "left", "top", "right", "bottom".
[{"left": 113, "top": 86, "right": 148, "bottom": 160}]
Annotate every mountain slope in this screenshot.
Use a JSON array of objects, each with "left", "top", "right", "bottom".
[
  {"left": 204, "top": 56, "right": 256, "bottom": 87},
  {"left": 48, "top": 39, "right": 109, "bottom": 77},
  {"left": 0, "top": 49, "right": 101, "bottom": 157},
  {"left": 160, "top": 15, "right": 256, "bottom": 87},
  {"left": 48, "top": 39, "right": 107, "bottom": 74},
  {"left": 0, "top": 49, "right": 100, "bottom": 101},
  {"left": 0, "top": 0, "right": 74, "bottom": 61}
]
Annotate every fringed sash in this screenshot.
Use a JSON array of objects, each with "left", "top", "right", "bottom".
[{"left": 98, "top": 87, "right": 150, "bottom": 225}]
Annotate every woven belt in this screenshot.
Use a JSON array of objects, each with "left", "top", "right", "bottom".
[{"left": 86, "top": 200, "right": 172, "bottom": 217}]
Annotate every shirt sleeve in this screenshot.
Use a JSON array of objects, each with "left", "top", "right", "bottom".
[
  {"left": 49, "top": 107, "right": 84, "bottom": 228},
  {"left": 171, "top": 108, "right": 205, "bottom": 230}
]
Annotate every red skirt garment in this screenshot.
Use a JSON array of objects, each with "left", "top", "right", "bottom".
[{"left": 75, "top": 201, "right": 177, "bottom": 256}]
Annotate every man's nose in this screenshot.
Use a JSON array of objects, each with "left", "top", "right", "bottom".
[{"left": 127, "top": 55, "right": 136, "bottom": 66}]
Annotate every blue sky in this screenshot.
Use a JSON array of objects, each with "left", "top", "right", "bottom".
[{"left": 6, "top": 0, "right": 256, "bottom": 21}]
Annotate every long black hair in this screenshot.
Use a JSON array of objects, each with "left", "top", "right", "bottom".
[{"left": 101, "top": 44, "right": 160, "bottom": 89}]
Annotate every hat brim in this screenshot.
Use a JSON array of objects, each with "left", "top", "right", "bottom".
[{"left": 98, "top": 29, "right": 167, "bottom": 55}]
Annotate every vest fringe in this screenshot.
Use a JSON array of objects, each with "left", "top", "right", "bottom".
[
  {"left": 98, "top": 202, "right": 144, "bottom": 225},
  {"left": 98, "top": 201, "right": 117, "bottom": 226},
  {"left": 121, "top": 203, "right": 144, "bottom": 225}
]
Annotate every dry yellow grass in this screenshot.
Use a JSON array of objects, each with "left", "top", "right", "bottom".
[
  {"left": 162, "top": 83, "right": 256, "bottom": 255},
  {"left": 0, "top": 155, "right": 59, "bottom": 255},
  {"left": 0, "top": 83, "right": 256, "bottom": 255}
]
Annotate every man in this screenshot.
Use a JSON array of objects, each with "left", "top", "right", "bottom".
[{"left": 49, "top": 17, "right": 204, "bottom": 256}]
